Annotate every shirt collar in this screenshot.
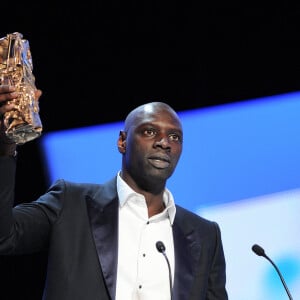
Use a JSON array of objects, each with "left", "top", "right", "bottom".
[{"left": 117, "top": 171, "right": 176, "bottom": 224}]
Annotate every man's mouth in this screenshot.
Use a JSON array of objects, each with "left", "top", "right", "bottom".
[{"left": 148, "top": 156, "right": 170, "bottom": 169}]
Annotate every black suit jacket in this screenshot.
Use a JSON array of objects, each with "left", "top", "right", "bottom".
[{"left": 0, "top": 156, "right": 228, "bottom": 300}]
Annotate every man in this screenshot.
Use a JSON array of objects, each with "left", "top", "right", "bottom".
[{"left": 0, "top": 84, "right": 228, "bottom": 300}]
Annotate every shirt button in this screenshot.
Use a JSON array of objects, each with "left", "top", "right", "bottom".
[
  {"left": 146, "top": 221, "right": 149, "bottom": 224},
  {"left": 139, "top": 285, "right": 142, "bottom": 289},
  {"left": 143, "top": 253, "right": 146, "bottom": 257}
]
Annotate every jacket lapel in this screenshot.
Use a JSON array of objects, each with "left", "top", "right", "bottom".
[
  {"left": 86, "top": 178, "right": 119, "bottom": 300},
  {"left": 172, "top": 209, "right": 201, "bottom": 300}
]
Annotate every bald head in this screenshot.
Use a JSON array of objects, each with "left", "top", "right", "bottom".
[{"left": 124, "top": 102, "right": 182, "bottom": 132}]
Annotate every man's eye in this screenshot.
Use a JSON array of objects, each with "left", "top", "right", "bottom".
[
  {"left": 169, "top": 134, "right": 181, "bottom": 142},
  {"left": 144, "top": 129, "right": 155, "bottom": 136}
]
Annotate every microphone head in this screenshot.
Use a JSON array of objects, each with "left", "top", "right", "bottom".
[
  {"left": 252, "top": 244, "right": 266, "bottom": 257},
  {"left": 156, "top": 241, "right": 166, "bottom": 253}
]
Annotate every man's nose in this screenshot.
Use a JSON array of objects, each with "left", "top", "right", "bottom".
[{"left": 154, "top": 136, "right": 170, "bottom": 148}]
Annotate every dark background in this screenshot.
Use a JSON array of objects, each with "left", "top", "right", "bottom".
[{"left": 1, "top": 2, "right": 300, "bottom": 299}]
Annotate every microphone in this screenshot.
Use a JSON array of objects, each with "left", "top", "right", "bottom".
[
  {"left": 252, "top": 244, "right": 293, "bottom": 300},
  {"left": 156, "top": 241, "right": 173, "bottom": 300}
]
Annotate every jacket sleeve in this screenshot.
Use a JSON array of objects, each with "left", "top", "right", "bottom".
[
  {"left": 0, "top": 156, "right": 64, "bottom": 254},
  {"left": 206, "top": 221, "right": 228, "bottom": 300},
  {"left": 0, "top": 157, "right": 16, "bottom": 239}
]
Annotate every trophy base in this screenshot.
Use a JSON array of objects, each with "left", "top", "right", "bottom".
[{"left": 6, "top": 123, "right": 42, "bottom": 145}]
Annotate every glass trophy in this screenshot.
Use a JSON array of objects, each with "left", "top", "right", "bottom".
[{"left": 0, "top": 32, "right": 42, "bottom": 144}]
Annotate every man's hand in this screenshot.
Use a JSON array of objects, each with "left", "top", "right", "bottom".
[{"left": 0, "top": 84, "right": 42, "bottom": 155}]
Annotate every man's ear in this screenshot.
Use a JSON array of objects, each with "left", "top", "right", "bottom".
[{"left": 117, "top": 130, "right": 126, "bottom": 153}]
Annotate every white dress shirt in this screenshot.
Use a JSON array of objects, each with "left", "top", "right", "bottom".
[{"left": 115, "top": 172, "right": 176, "bottom": 300}]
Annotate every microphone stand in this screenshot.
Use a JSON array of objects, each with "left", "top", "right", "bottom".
[
  {"left": 252, "top": 244, "right": 293, "bottom": 300},
  {"left": 156, "top": 241, "right": 173, "bottom": 300}
]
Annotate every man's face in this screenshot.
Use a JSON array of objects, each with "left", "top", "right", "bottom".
[{"left": 122, "top": 104, "right": 183, "bottom": 190}]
